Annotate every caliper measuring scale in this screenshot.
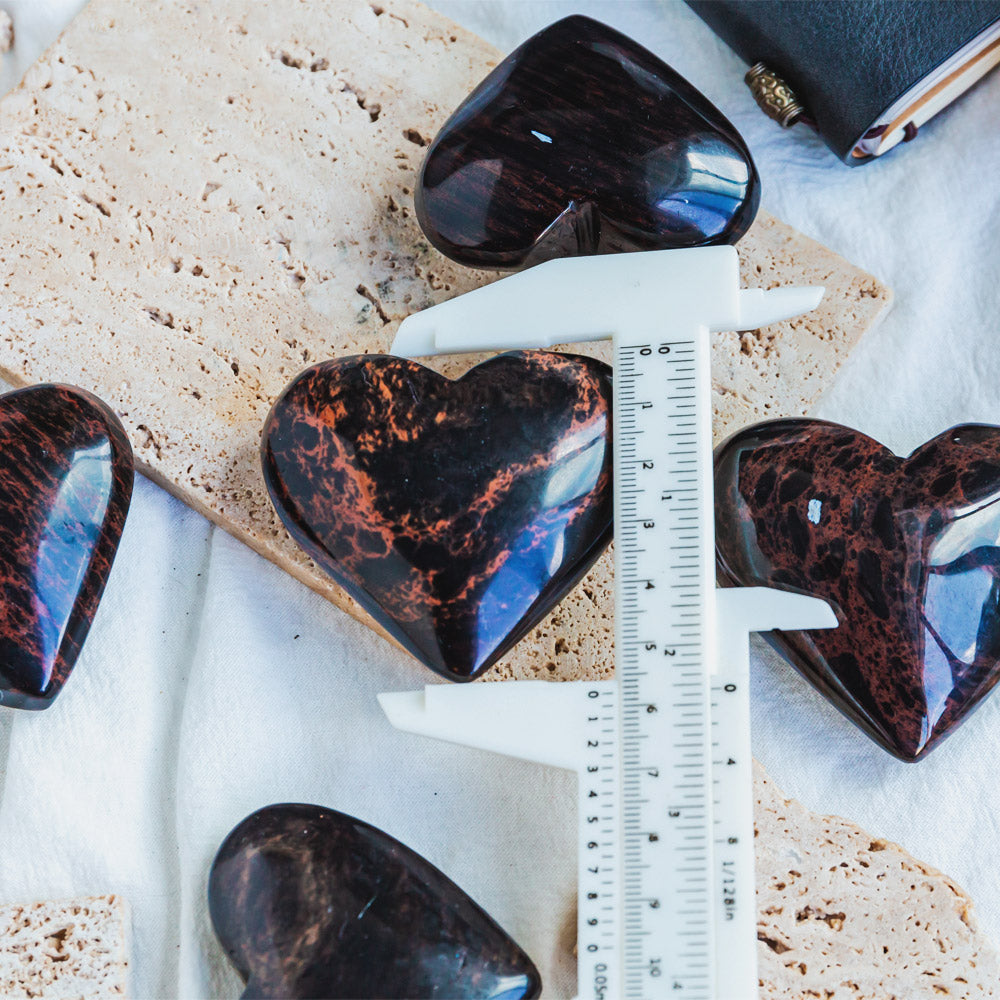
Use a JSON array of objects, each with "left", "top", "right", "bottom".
[{"left": 378, "top": 245, "right": 838, "bottom": 1000}]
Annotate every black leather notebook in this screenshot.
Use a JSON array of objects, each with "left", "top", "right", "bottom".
[{"left": 685, "top": 0, "right": 1000, "bottom": 164}]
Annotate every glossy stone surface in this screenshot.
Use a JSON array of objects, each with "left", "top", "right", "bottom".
[
  {"left": 0, "top": 384, "right": 133, "bottom": 710},
  {"left": 209, "top": 803, "right": 542, "bottom": 1000},
  {"left": 262, "top": 351, "right": 612, "bottom": 681},
  {"left": 715, "top": 419, "right": 1000, "bottom": 761},
  {"left": 416, "top": 14, "right": 759, "bottom": 269}
]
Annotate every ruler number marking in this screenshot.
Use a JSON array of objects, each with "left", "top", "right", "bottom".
[{"left": 617, "top": 335, "right": 718, "bottom": 996}]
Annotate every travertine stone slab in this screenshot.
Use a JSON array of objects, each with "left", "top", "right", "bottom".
[
  {"left": 0, "top": 894, "right": 130, "bottom": 998},
  {"left": 0, "top": 0, "right": 891, "bottom": 682},
  {"left": 755, "top": 763, "right": 1000, "bottom": 997}
]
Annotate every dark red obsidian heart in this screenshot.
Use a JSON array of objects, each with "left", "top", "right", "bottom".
[
  {"left": 262, "top": 351, "right": 613, "bottom": 681},
  {"left": 416, "top": 15, "right": 759, "bottom": 269},
  {"left": 0, "top": 384, "right": 133, "bottom": 709},
  {"left": 209, "top": 804, "right": 542, "bottom": 1000},
  {"left": 715, "top": 419, "right": 1000, "bottom": 761}
]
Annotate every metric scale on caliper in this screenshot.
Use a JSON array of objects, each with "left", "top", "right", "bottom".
[{"left": 378, "top": 246, "right": 838, "bottom": 1000}]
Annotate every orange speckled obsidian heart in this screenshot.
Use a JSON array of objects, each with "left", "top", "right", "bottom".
[
  {"left": 416, "top": 15, "right": 759, "bottom": 269},
  {"left": 715, "top": 419, "right": 1000, "bottom": 761},
  {"left": 262, "top": 351, "right": 613, "bottom": 681},
  {"left": 0, "top": 384, "right": 133, "bottom": 709}
]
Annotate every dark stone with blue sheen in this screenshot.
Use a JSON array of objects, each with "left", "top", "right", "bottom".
[
  {"left": 416, "top": 14, "right": 760, "bottom": 269},
  {"left": 209, "top": 803, "right": 542, "bottom": 1000},
  {"left": 715, "top": 418, "right": 1000, "bottom": 761},
  {"left": 0, "top": 384, "right": 133, "bottom": 710},
  {"left": 262, "top": 351, "right": 613, "bottom": 682}
]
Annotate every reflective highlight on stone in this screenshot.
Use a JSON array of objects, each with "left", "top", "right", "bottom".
[
  {"left": 416, "top": 15, "right": 760, "bottom": 269},
  {"left": 0, "top": 384, "right": 133, "bottom": 709},
  {"left": 262, "top": 351, "right": 613, "bottom": 681},
  {"left": 209, "top": 803, "right": 542, "bottom": 1000},
  {"left": 715, "top": 418, "right": 1000, "bottom": 761}
]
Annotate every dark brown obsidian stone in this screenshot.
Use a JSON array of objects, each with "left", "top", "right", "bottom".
[
  {"left": 0, "top": 384, "right": 133, "bottom": 709},
  {"left": 416, "top": 14, "right": 759, "bottom": 269},
  {"left": 209, "top": 803, "right": 542, "bottom": 1000},
  {"left": 715, "top": 418, "right": 1000, "bottom": 761},
  {"left": 261, "top": 351, "right": 613, "bottom": 682}
]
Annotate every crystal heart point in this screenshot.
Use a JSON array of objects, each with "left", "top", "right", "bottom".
[
  {"left": 715, "top": 418, "right": 1000, "bottom": 760},
  {"left": 416, "top": 15, "right": 760, "bottom": 269}
]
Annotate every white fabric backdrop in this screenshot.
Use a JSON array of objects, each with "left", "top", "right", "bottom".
[{"left": 1, "top": 2, "right": 999, "bottom": 998}]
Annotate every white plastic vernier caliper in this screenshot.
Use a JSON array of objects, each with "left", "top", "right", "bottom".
[{"left": 377, "top": 245, "right": 837, "bottom": 1000}]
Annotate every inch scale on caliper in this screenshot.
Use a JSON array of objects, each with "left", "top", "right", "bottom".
[
  {"left": 378, "top": 246, "right": 838, "bottom": 1000},
  {"left": 616, "top": 333, "right": 718, "bottom": 997}
]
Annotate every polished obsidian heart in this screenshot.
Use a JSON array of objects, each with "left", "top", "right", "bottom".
[
  {"left": 0, "top": 384, "right": 133, "bottom": 710},
  {"left": 262, "top": 351, "right": 612, "bottom": 681},
  {"left": 209, "top": 803, "right": 542, "bottom": 1000},
  {"left": 715, "top": 419, "right": 1000, "bottom": 761},
  {"left": 416, "top": 14, "right": 759, "bottom": 269}
]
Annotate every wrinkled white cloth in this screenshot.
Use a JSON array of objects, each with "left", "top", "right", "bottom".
[{"left": 1, "top": 2, "right": 999, "bottom": 998}]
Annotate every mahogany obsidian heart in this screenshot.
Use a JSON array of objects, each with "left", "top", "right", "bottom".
[
  {"left": 208, "top": 803, "right": 542, "bottom": 1000},
  {"left": 0, "top": 384, "right": 133, "bottom": 710},
  {"left": 415, "top": 14, "right": 759, "bottom": 269},
  {"left": 262, "top": 351, "right": 613, "bottom": 681},
  {"left": 715, "top": 418, "right": 1000, "bottom": 761}
]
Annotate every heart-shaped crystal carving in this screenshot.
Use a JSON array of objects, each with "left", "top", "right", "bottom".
[
  {"left": 715, "top": 418, "right": 1000, "bottom": 760},
  {"left": 0, "top": 384, "right": 133, "bottom": 709},
  {"left": 209, "top": 803, "right": 542, "bottom": 999},
  {"left": 416, "top": 15, "right": 760, "bottom": 269},
  {"left": 262, "top": 351, "right": 613, "bottom": 681}
]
